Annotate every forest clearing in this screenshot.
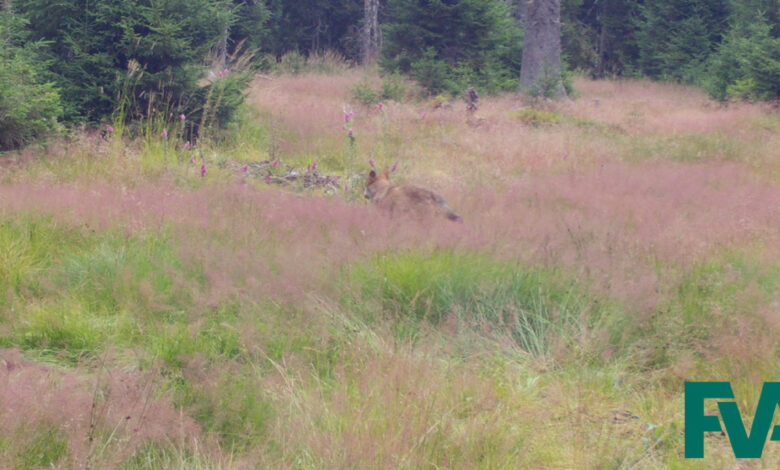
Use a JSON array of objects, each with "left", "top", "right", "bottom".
[{"left": 1, "top": 68, "right": 779, "bottom": 468}]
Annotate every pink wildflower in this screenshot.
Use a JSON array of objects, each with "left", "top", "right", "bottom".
[
  {"left": 242, "top": 165, "right": 248, "bottom": 173},
  {"left": 311, "top": 160, "right": 317, "bottom": 171},
  {"left": 218, "top": 70, "right": 223, "bottom": 78},
  {"left": 190, "top": 156, "right": 194, "bottom": 164},
  {"left": 378, "top": 103, "right": 384, "bottom": 111},
  {"left": 200, "top": 164, "right": 206, "bottom": 178},
  {"left": 161, "top": 129, "right": 168, "bottom": 139},
  {"left": 369, "top": 158, "right": 375, "bottom": 168},
  {"left": 184, "top": 141, "right": 191, "bottom": 150},
  {"left": 180, "top": 113, "right": 186, "bottom": 121},
  {"left": 272, "top": 159, "right": 279, "bottom": 168},
  {"left": 106, "top": 125, "right": 114, "bottom": 134},
  {"left": 348, "top": 129, "right": 354, "bottom": 138},
  {"left": 421, "top": 113, "right": 427, "bottom": 120},
  {"left": 266, "top": 175, "right": 272, "bottom": 183},
  {"left": 391, "top": 161, "right": 398, "bottom": 172},
  {"left": 344, "top": 112, "right": 353, "bottom": 123},
  {"left": 223, "top": 68, "right": 229, "bottom": 76}
]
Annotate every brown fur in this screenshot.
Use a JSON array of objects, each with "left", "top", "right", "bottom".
[{"left": 364, "top": 169, "right": 462, "bottom": 222}]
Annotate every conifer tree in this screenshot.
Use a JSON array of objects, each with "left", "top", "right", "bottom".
[
  {"left": 12, "top": 0, "right": 239, "bottom": 124},
  {"left": 382, "top": 0, "right": 522, "bottom": 94}
]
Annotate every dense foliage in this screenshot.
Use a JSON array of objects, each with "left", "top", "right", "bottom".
[
  {"left": 381, "top": 0, "right": 523, "bottom": 95},
  {"left": 262, "top": 0, "right": 363, "bottom": 61},
  {"left": 634, "top": 0, "right": 730, "bottom": 83},
  {"left": 704, "top": 2, "right": 780, "bottom": 101},
  {"left": 1, "top": 0, "right": 778, "bottom": 149},
  {"left": 560, "top": 0, "right": 641, "bottom": 78},
  {"left": 560, "top": 0, "right": 780, "bottom": 100},
  {"left": 0, "top": 10, "right": 63, "bottom": 150},
  {"left": 10, "top": 0, "right": 247, "bottom": 129}
]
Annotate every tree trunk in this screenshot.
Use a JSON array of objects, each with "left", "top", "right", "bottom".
[
  {"left": 216, "top": 31, "right": 228, "bottom": 71},
  {"left": 519, "top": 0, "right": 566, "bottom": 98},
  {"left": 596, "top": 0, "right": 608, "bottom": 79},
  {"left": 362, "top": 0, "right": 381, "bottom": 64},
  {"left": 216, "top": 5, "right": 232, "bottom": 72}
]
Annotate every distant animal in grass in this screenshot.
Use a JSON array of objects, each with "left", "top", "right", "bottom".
[{"left": 364, "top": 169, "right": 462, "bottom": 222}]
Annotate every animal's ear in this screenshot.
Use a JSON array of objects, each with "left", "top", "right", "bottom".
[{"left": 369, "top": 170, "right": 376, "bottom": 178}]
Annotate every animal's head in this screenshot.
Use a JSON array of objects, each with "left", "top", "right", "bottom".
[{"left": 364, "top": 169, "right": 390, "bottom": 200}]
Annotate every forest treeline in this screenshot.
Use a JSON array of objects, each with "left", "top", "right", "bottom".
[{"left": 1, "top": 0, "right": 778, "bottom": 149}]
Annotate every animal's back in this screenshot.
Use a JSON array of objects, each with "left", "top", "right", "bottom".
[
  {"left": 365, "top": 169, "right": 461, "bottom": 222},
  {"left": 381, "top": 185, "right": 462, "bottom": 222}
]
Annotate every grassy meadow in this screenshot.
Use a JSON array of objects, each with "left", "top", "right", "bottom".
[{"left": 1, "top": 69, "right": 779, "bottom": 469}]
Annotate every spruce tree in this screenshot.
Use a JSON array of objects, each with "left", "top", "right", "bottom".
[
  {"left": 12, "top": 0, "right": 242, "bottom": 126},
  {"left": 0, "top": 7, "right": 63, "bottom": 149},
  {"left": 634, "top": 0, "right": 730, "bottom": 83},
  {"left": 382, "top": 0, "right": 522, "bottom": 95}
]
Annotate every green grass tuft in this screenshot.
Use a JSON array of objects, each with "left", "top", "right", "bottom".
[{"left": 346, "top": 249, "right": 612, "bottom": 357}]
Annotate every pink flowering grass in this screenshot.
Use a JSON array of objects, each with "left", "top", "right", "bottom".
[
  {"left": 0, "top": 349, "right": 206, "bottom": 469},
  {"left": 246, "top": 72, "right": 780, "bottom": 182},
  {"left": 1, "top": 73, "right": 779, "bottom": 467},
  {"left": 1, "top": 159, "right": 777, "bottom": 312}
]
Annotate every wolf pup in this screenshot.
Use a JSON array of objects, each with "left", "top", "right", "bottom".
[{"left": 364, "top": 169, "right": 462, "bottom": 222}]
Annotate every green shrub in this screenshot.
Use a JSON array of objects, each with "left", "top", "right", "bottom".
[
  {"left": 0, "top": 10, "right": 63, "bottom": 150},
  {"left": 509, "top": 109, "right": 565, "bottom": 126},
  {"left": 704, "top": 16, "right": 780, "bottom": 101},
  {"left": 351, "top": 79, "right": 380, "bottom": 106},
  {"left": 381, "top": 0, "right": 523, "bottom": 96},
  {"left": 634, "top": 0, "right": 730, "bottom": 83},
  {"left": 350, "top": 73, "right": 409, "bottom": 106},
  {"left": 276, "top": 50, "right": 308, "bottom": 74},
  {"left": 379, "top": 72, "right": 408, "bottom": 101}
]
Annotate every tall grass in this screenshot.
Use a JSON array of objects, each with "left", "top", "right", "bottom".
[
  {"left": 1, "top": 71, "right": 779, "bottom": 468},
  {"left": 346, "top": 250, "right": 612, "bottom": 358}
]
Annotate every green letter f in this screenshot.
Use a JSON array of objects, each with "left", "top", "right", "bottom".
[{"left": 685, "top": 382, "right": 733, "bottom": 458}]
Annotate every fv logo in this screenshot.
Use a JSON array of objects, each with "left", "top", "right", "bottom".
[{"left": 685, "top": 382, "right": 780, "bottom": 458}]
